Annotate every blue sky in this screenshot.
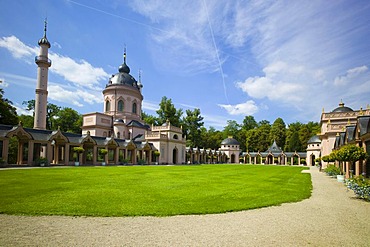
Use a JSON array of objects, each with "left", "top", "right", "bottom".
[{"left": 1, "top": 0, "right": 370, "bottom": 129}]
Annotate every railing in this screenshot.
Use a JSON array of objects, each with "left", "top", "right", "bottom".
[{"left": 35, "top": 56, "right": 51, "bottom": 66}]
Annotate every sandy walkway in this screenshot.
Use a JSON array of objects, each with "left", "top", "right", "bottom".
[{"left": 0, "top": 167, "right": 369, "bottom": 246}]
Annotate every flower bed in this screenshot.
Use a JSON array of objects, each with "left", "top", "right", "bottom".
[{"left": 346, "top": 176, "right": 370, "bottom": 201}]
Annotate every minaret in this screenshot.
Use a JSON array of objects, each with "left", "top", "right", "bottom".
[{"left": 34, "top": 19, "right": 51, "bottom": 130}]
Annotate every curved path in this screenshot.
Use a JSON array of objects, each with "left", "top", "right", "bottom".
[{"left": 0, "top": 167, "right": 369, "bottom": 246}]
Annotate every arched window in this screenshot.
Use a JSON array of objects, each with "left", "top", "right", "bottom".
[
  {"left": 103, "top": 131, "right": 107, "bottom": 137},
  {"left": 118, "top": 100, "right": 124, "bottom": 112},
  {"left": 105, "top": 101, "right": 110, "bottom": 112},
  {"left": 173, "top": 134, "right": 178, "bottom": 139},
  {"left": 132, "top": 102, "right": 137, "bottom": 114},
  {"left": 117, "top": 132, "right": 120, "bottom": 139}
]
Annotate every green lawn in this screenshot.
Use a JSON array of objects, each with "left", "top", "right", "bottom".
[{"left": 0, "top": 165, "right": 311, "bottom": 217}]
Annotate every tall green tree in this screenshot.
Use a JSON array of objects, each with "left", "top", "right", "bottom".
[
  {"left": 245, "top": 128, "right": 260, "bottom": 151},
  {"left": 256, "top": 121, "right": 272, "bottom": 151},
  {"left": 156, "top": 96, "right": 183, "bottom": 127},
  {"left": 285, "top": 122, "right": 302, "bottom": 151},
  {"left": 223, "top": 120, "right": 241, "bottom": 139},
  {"left": 269, "top": 118, "right": 286, "bottom": 149},
  {"left": 242, "top": 115, "right": 258, "bottom": 131},
  {"left": 0, "top": 88, "right": 18, "bottom": 125},
  {"left": 54, "top": 107, "right": 82, "bottom": 133},
  {"left": 183, "top": 108, "right": 204, "bottom": 147}
]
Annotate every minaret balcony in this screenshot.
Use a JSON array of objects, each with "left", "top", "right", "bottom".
[{"left": 35, "top": 56, "right": 52, "bottom": 66}]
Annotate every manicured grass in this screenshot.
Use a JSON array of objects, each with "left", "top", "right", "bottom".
[{"left": 0, "top": 165, "right": 311, "bottom": 217}]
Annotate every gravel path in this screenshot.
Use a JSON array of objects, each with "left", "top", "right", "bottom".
[{"left": 0, "top": 167, "right": 369, "bottom": 246}]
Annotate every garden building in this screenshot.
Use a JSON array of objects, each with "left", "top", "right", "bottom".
[{"left": 311, "top": 101, "right": 370, "bottom": 177}]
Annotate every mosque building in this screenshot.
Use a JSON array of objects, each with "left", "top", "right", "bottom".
[{"left": 0, "top": 22, "right": 186, "bottom": 166}]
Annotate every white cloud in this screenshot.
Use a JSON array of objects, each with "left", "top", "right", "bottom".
[
  {"left": 218, "top": 100, "right": 258, "bottom": 116},
  {"left": 202, "top": 113, "right": 228, "bottom": 129},
  {"left": 236, "top": 61, "right": 306, "bottom": 103},
  {"left": 0, "top": 35, "right": 109, "bottom": 89},
  {"left": 48, "top": 85, "right": 102, "bottom": 107},
  {"left": 142, "top": 100, "right": 159, "bottom": 111},
  {"left": 52, "top": 42, "right": 62, "bottom": 49},
  {"left": 0, "top": 36, "right": 37, "bottom": 60},
  {"left": 49, "top": 53, "right": 108, "bottom": 89},
  {"left": 334, "top": 66, "right": 368, "bottom": 86},
  {"left": 12, "top": 103, "right": 32, "bottom": 116}
]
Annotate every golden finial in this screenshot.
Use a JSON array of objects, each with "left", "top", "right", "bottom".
[
  {"left": 359, "top": 107, "right": 364, "bottom": 116},
  {"left": 347, "top": 119, "right": 351, "bottom": 125},
  {"left": 339, "top": 99, "right": 344, "bottom": 107},
  {"left": 367, "top": 104, "right": 370, "bottom": 110},
  {"left": 327, "top": 118, "right": 331, "bottom": 124},
  {"left": 322, "top": 107, "right": 325, "bottom": 113},
  {"left": 336, "top": 132, "right": 340, "bottom": 136}
]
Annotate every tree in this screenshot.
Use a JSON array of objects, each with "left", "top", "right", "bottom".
[
  {"left": 182, "top": 108, "right": 204, "bottom": 147},
  {"left": 156, "top": 96, "right": 183, "bottom": 127},
  {"left": 54, "top": 107, "right": 82, "bottom": 133},
  {"left": 0, "top": 88, "right": 18, "bottom": 125},
  {"left": 142, "top": 111, "right": 158, "bottom": 126},
  {"left": 269, "top": 118, "right": 286, "bottom": 149},
  {"left": 335, "top": 144, "right": 368, "bottom": 174},
  {"left": 223, "top": 120, "right": 241, "bottom": 139},
  {"left": 256, "top": 122, "right": 272, "bottom": 151},
  {"left": 18, "top": 115, "right": 34, "bottom": 128},
  {"left": 199, "top": 126, "right": 223, "bottom": 150},
  {"left": 242, "top": 115, "right": 258, "bottom": 131},
  {"left": 22, "top": 99, "right": 61, "bottom": 130},
  {"left": 245, "top": 128, "right": 260, "bottom": 151},
  {"left": 285, "top": 122, "right": 302, "bottom": 151}
]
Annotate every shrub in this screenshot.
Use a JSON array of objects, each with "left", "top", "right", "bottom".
[
  {"left": 324, "top": 164, "right": 341, "bottom": 176},
  {"left": 346, "top": 176, "right": 370, "bottom": 201},
  {"left": 35, "top": 157, "right": 49, "bottom": 167}
]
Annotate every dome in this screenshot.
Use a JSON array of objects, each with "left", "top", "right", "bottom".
[
  {"left": 307, "top": 135, "right": 321, "bottom": 144},
  {"left": 108, "top": 51, "right": 142, "bottom": 90},
  {"left": 118, "top": 62, "right": 130, "bottom": 74},
  {"left": 38, "top": 37, "right": 50, "bottom": 48},
  {"left": 221, "top": 137, "right": 240, "bottom": 145},
  {"left": 332, "top": 101, "right": 353, "bottom": 113}
]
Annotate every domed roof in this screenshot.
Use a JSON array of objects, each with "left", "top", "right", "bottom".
[
  {"left": 332, "top": 101, "right": 353, "bottom": 113},
  {"left": 221, "top": 137, "right": 240, "bottom": 145},
  {"left": 108, "top": 51, "right": 142, "bottom": 90},
  {"left": 307, "top": 135, "right": 321, "bottom": 144}
]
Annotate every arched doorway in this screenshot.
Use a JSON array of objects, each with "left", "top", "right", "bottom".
[
  {"left": 310, "top": 154, "right": 316, "bottom": 166},
  {"left": 173, "top": 148, "right": 178, "bottom": 164},
  {"left": 231, "top": 154, "right": 235, "bottom": 163}
]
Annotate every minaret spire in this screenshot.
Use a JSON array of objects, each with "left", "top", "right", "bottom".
[
  {"left": 123, "top": 45, "right": 127, "bottom": 64},
  {"left": 34, "top": 19, "right": 52, "bottom": 130},
  {"left": 44, "top": 18, "right": 47, "bottom": 37}
]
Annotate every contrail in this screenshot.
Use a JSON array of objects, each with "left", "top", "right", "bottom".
[
  {"left": 67, "top": 0, "right": 168, "bottom": 34},
  {"left": 202, "top": 0, "right": 229, "bottom": 104}
]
